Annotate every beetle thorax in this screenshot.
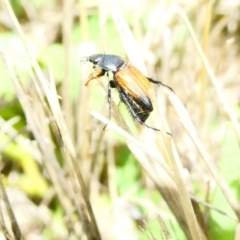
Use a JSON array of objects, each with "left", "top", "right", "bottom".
[{"left": 98, "top": 55, "right": 125, "bottom": 72}]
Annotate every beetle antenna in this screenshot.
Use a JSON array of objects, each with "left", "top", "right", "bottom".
[{"left": 80, "top": 56, "right": 89, "bottom": 63}]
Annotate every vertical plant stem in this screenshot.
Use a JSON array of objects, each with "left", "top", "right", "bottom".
[
  {"left": 62, "top": 0, "right": 74, "bottom": 138},
  {"left": 199, "top": 0, "right": 212, "bottom": 125}
]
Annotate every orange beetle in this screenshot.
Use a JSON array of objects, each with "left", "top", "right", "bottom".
[{"left": 83, "top": 54, "right": 173, "bottom": 131}]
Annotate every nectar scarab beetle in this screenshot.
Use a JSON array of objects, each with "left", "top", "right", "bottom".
[{"left": 82, "top": 54, "right": 173, "bottom": 131}]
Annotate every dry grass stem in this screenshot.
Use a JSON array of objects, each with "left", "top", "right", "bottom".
[{"left": 1, "top": 0, "right": 239, "bottom": 239}]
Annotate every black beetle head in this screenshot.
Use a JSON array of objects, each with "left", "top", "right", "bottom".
[
  {"left": 88, "top": 54, "right": 104, "bottom": 65},
  {"left": 81, "top": 54, "right": 103, "bottom": 65},
  {"left": 82, "top": 54, "right": 125, "bottom": 72}
]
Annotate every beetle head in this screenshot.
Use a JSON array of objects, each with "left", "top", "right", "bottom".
[
  {"left": 82, "top": 53, "right": 125, "bottom": 72},
  {"left": 81, "top": 54, "right": 103, "bottom": 65},
  {"left": 88, "top": 54, "right": 104, "bottom": 65}
]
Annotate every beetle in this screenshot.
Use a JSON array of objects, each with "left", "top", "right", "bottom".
[{"left": 83, "top": 54, "right": 173, "bottom": 131}]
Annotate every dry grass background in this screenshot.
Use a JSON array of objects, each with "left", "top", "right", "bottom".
[{"left": 0, "top": 0, "right": 240, "bottom": 239}]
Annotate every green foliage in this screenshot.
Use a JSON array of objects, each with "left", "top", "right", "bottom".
[
  {"left": 210, "top": 124, "right": 240, "bottom": 240},
  {"left": 0, "top": 33, "right": 32, "bottom": 98},
  {"left": 116, "top": 150, "right": 140, "bottom": 195},
  {"left": 1, "top": 135, "right": 49, "bottom": 197},
  {"left": 0, "top": 100, "right": 26, "bottom": 130},
  {"left": 43, "top": 206, "right": 67, "bottom": 238}
]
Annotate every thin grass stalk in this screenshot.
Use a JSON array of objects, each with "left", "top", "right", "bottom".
[
  {"left": 1, "top": 51, "right": 76, "bottom": 230},
  {"left": 110, "top": 2, "right": 147, "bottom": 73},
  {"left": 0, "top": 176, "right": 22, "bottom": 240},
  {"left": 190, "top": 195, "right": 238, "bottom": 222},
  {"left": 176, "top": 6, "right": 240, "bottom": 220},
  {"left": 158, "top": 215, "right": 172, "bottom": 240},
  {"left": 108, "top": 3, "right": 204, "bottom": 239},
  {"left": 76, "top": 57, "right": 92, "bottom": 160},
  {"left": 90, "top": 111, "right": 193, "bottom": 239},
  {"left": 3, "top": 1, "right": 102, "bottom": 238},
  {"left": 62, "top": 0, "right": 74, "bottom": 138},
  {"left": 166, "top": 139, "right": 204, "bottom": 240},
  {"left": 76, "top": 0, "right": 92, "bottom": 159},
  {"left": 199, "top": 0, "right": 212, "bottom": 124},
  {"left": 176, "top": 6, "right": 240, "bottom": 144},
  {"left": 107, "top": 137, "right": 118, "bottom": 201},
  {"left": 168, "top": 90, "right": 240, "bottom": 220},
  {"left": 78, "top": 0, "right": 89, "bottom": 42},
  {"left": 34, "top": 69, "right": 100, "bottom": 238}
]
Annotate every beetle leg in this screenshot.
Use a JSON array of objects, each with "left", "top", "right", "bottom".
[
  {"left": 120, "top": 91, "right": 161, "bottom": 131},
  {"left": 110, "top": 79, "right": 118, "bottom": 88},
  {"left": 107, "top": 81, "right": 113, "bottom": 115},
  {"left": 147, "top": 77, "right": 174, "bottom": 92},
  {"left": 85, "top": 69, "right": 106, "bottom": 86},
  {"left": 103, "top": 80, "right": 115, "bottom": 130}
]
